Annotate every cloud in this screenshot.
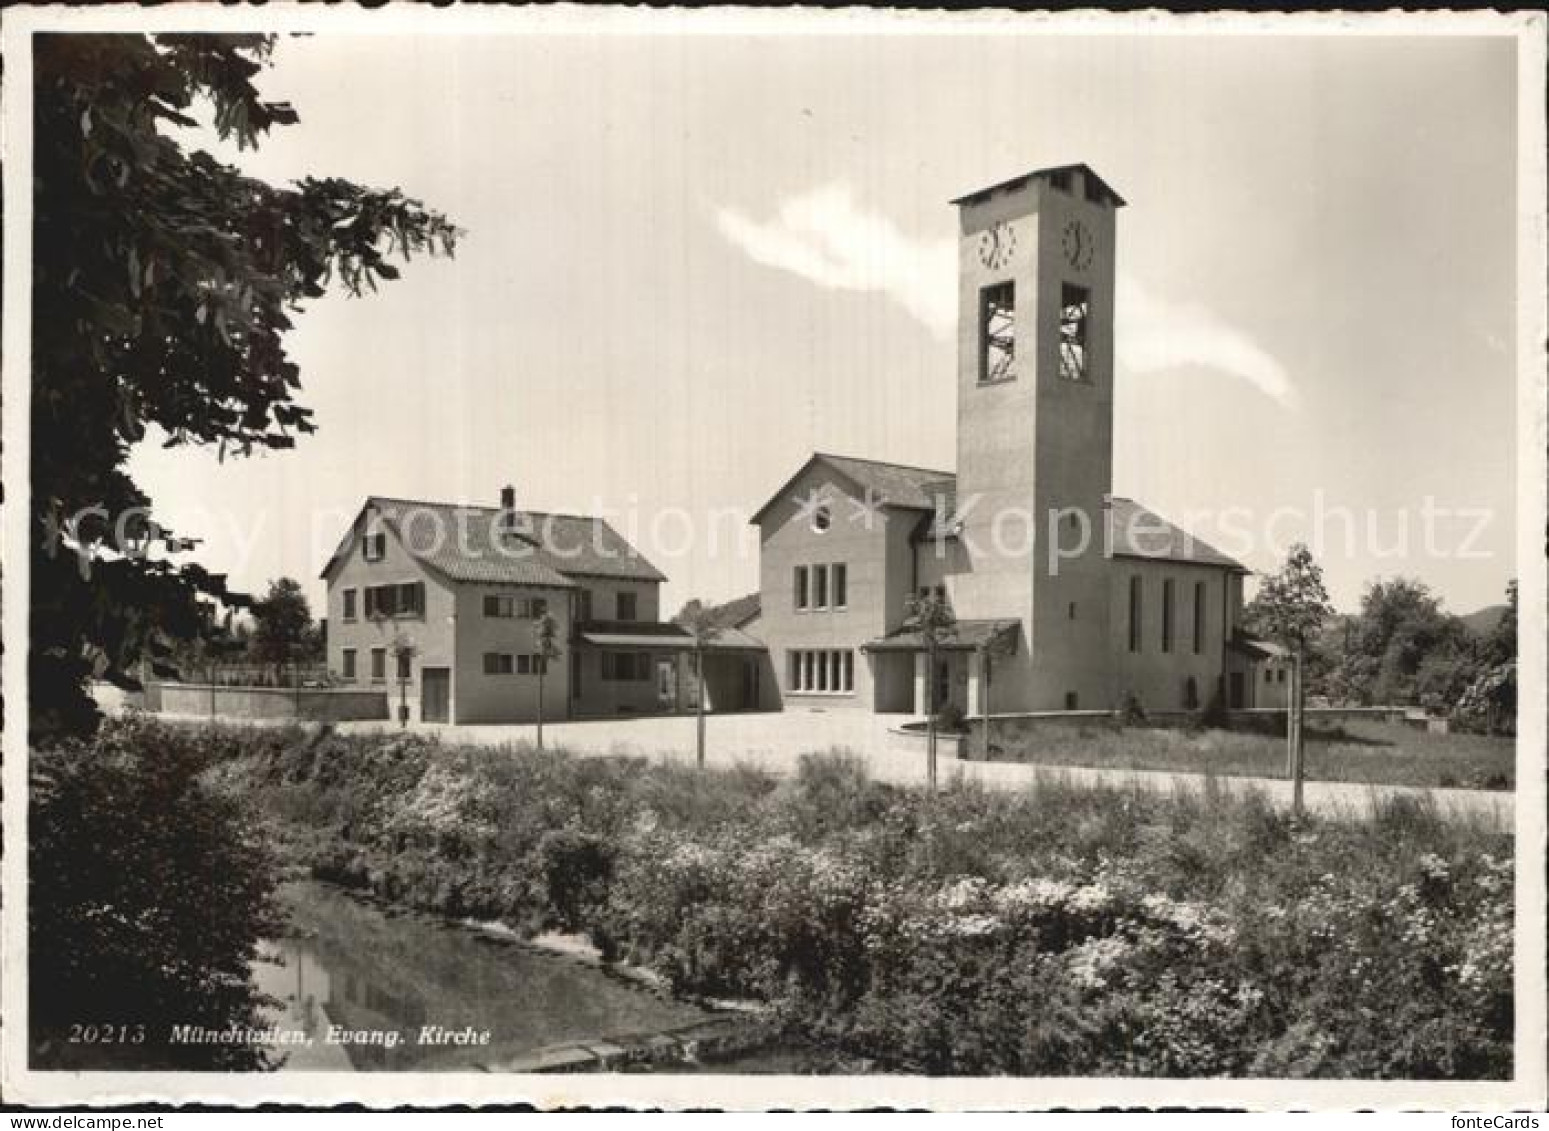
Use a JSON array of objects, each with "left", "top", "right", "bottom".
[
  {"left": 714, "top": 184, "right": 956, "bottom": 338},
  {"left": 1116, "top": 275, "right": 1296, "bottom": 407},
  {"left": 715, "top": 185, "right": 1295, "bottom": 405}
]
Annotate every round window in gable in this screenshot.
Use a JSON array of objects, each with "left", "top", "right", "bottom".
[{"left": 812, "top": 504, "right": 832, "bottom": 533}]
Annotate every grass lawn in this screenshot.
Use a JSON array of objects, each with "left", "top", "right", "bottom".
[{"left": 978, "top": 716, "right": 1515, "bottom": 791}]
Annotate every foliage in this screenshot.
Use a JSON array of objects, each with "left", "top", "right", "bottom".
[
  {"left": 192, "top": 718, "right": 1515, "bottom": 1079},
  {"left": 30, "top": 716, "right": 287, "bottom": 1069},
  {"left": 31, "top": 33, "right": 458, "bottom": 737},
  {"left": 1244, "top": 543, "right": 1335, "bottom": 655},
  {"left": 251, "top": 576, "right": 321, "bottom": 675}
]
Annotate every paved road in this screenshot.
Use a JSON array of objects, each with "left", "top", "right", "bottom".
[{"left": 317, "top": 709, "right": 1513, "bottom": 830}]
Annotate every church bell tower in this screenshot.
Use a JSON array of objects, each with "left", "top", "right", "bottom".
[{"left": 946, "top": 164, "right": 1124, "bottom": 709}]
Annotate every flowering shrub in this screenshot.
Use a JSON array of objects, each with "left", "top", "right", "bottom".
[{"left": 196, "top": 722, "right": 1514, "bottom": 1078}]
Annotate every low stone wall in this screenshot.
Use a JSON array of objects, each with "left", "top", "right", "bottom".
[{"left": 153, "top": 682, "right": 388, "bottom": 723}]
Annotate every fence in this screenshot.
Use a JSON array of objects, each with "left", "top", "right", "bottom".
[{"left": 190, "top": 664, "right": 332, "bottom": 688}]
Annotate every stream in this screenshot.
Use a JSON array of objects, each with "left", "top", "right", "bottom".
[{"left": 255, "top": 880, "right": 769, "bottom": 1072}]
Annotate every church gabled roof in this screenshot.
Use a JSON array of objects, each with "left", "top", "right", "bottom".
[
  {"left": 748, "top": 452, "right": 954, "bottom": 525},
  {"left": 1107, "top": 496, "right": 1245, "bottom": 571}
]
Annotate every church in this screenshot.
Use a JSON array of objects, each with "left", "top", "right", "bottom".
[{"left": 743, "top": 164, "right": 1287, "bottom": 718}]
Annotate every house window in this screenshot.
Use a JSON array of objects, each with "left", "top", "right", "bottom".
[
  {"left": 363, "top": 532, "right": 387, "bottom": 562},
  {"left": 341, "top": 649, "right": 357, "bottom": 680},
  {"left": 1265, "top": 669, "right": 1274, "bottom": 685},
  {"left": 601, "top": 653, "right": 650, "bottom": 682},
  {"left": 365, "top": 582, "right": 425, "bottom": 620},
  {"left": 980, "top": 281, "right": 1016, "bottom": 383},
  {"left": 1277, "top": 668, "right": 1286, "bottom": 684},
  {"left": 1065, "top": 691, "right": 1080, "bottom": 710},
  {"left": 812, "top": 505, "right": 832, "bottom": 533},
  {"left": 342, "top": 588, "right": 357, "bottom": 622},
  {"left": 516, "top": 655, "right": 533, "bottom": 675},
  {"left": 485, "top": 594, "right": 514, "bottom": 618},
  {"left": 528, "top": 597, "right": 548, "bottom": 619},
  {"left": 794, "top": 566, "right": 809, "bottom": 611},
  {"left": 832, "top": 563, "right": 848, "bottom": 609},
  {"left": 370, "top": 648, "right": 386, "bottom": 682},
  {"left": 616, "top": 591, "right": 637, "bottom": 621},
  {"left": 1193, "top": 581, "right": 1206, "bottom": 655},
  {"left": 1059, "top": 283, "right": 1089, "bottom": 381},
  {"left": 396, "top": 651, "right": 412, "bottom": 681},
  {"left": 484, "top": 652, "right": 514, "bottom": 676},
  {"left": 1128, "top": 576, "right": 1143, "bottom": 653},
  {"left": 813, "top": 565, "right": 829, "bottom": 610},
  {"left": 1161, "top": 579, "right": 1175, "bottom": 654}
]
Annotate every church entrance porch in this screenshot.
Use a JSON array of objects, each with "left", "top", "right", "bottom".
[{"left": 861, "top": 619, "right": 1021, "bottom": 718}]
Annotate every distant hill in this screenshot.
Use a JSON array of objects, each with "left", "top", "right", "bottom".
[{"left": 1460, "top": 604, "right": 1508, "bottom": 636}]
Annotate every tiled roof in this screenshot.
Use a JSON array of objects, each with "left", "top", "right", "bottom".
[
  {"left": 1230, "top": 633, "right": 1289, "bottom": 660},
  {"left": 864, "top": 619, "right": 1022, "bottom": 654},
  {"left": 693, "top": 592, "right": 761, "bottom": 630},
  {"left": 321, "top": 497, "right": 667, "bottom": 586},
  {"left": 750, "top": 452, "right": 955, "bottom": 524},
  {"left": 1108, "top": 497, "right": 1245, "bottom": 571},
  {"left": 903, "top": 475, "right": 1243, "bottom": 571},
  {"left": 817, "top": 453, "right": 955, "bottom": 512}
]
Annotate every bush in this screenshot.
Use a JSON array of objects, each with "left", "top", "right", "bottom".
[
  {"left": 198, "top": 718, "right": 1514, "bottom": 1080},
  {"left": 30, "top": 716, "right": 287, "bottom": 1069},
  {"left": 538, "top": 827, "right": 616, "bottom": 932}
]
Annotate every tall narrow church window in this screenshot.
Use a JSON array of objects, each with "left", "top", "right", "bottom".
[
  {"left": 1193, "top": 581, "right": 1206, "bottom": 654},
  {"left": 980, "top": 282, "right": 1015, "bottom": 383},
  {"left": 1161, "top": 579, "right": 1175, "bottom": 653},
  {"left": 1127, "top": 576, "right": 1143, "bottom": 653},
  {"left": 1059, "top": 283, "right": 1089, "bottom": 381}
]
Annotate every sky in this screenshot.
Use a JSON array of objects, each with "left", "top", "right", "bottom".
[{"left": 124, "top": 22, "right": 1522, "bottom": 618}]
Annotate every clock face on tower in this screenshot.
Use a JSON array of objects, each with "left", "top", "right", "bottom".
[
  {"left": 977, "top": 221, "right": 1017, "bottom": 271},
  {"left": 1062, "top": 219, "right": 1094, "bottom": 272}
]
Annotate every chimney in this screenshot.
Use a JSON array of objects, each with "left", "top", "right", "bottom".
[{"left": 498, "top": 485, "right": 517, "bottom": 534}]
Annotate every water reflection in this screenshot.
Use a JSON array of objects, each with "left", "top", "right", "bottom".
[{"left": 256, "top": 881, "right": 712, "bottom": 1072}]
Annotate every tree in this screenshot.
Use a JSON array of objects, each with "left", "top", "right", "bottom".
[
  {"left": 534, "top": 610, "right": 563, "bottom": 750},
  {"left": 904, "top": 591, "right": 957, "bottom": 791},
  {"left": 31, "top": 34, "right": 458, "bottom": 738},
  {"left": 1486, "top": 579, "right": 1518, "bottom": 667},
  {"left": 31, "top": 716, "right": 287, "bottom": 1069},
  {"left": 1249, "top": 544, "right": 1333, "bottom": 815},
  {"left": 676, "top": 600, "right": 724, "bottom": 770},
  {"left": 390, "top": 631, "right": 417, "bottom": 728},
  {"left": 1320, "top": 578, "right": 1463, "bottom": 706},
  {"left": 250, "top": 577, "right": 314, "bottom": 683}
]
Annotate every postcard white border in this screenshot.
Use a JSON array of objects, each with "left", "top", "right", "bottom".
[{"left": 2, "top": 2, "right": 1544, "bottom": 1110}]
